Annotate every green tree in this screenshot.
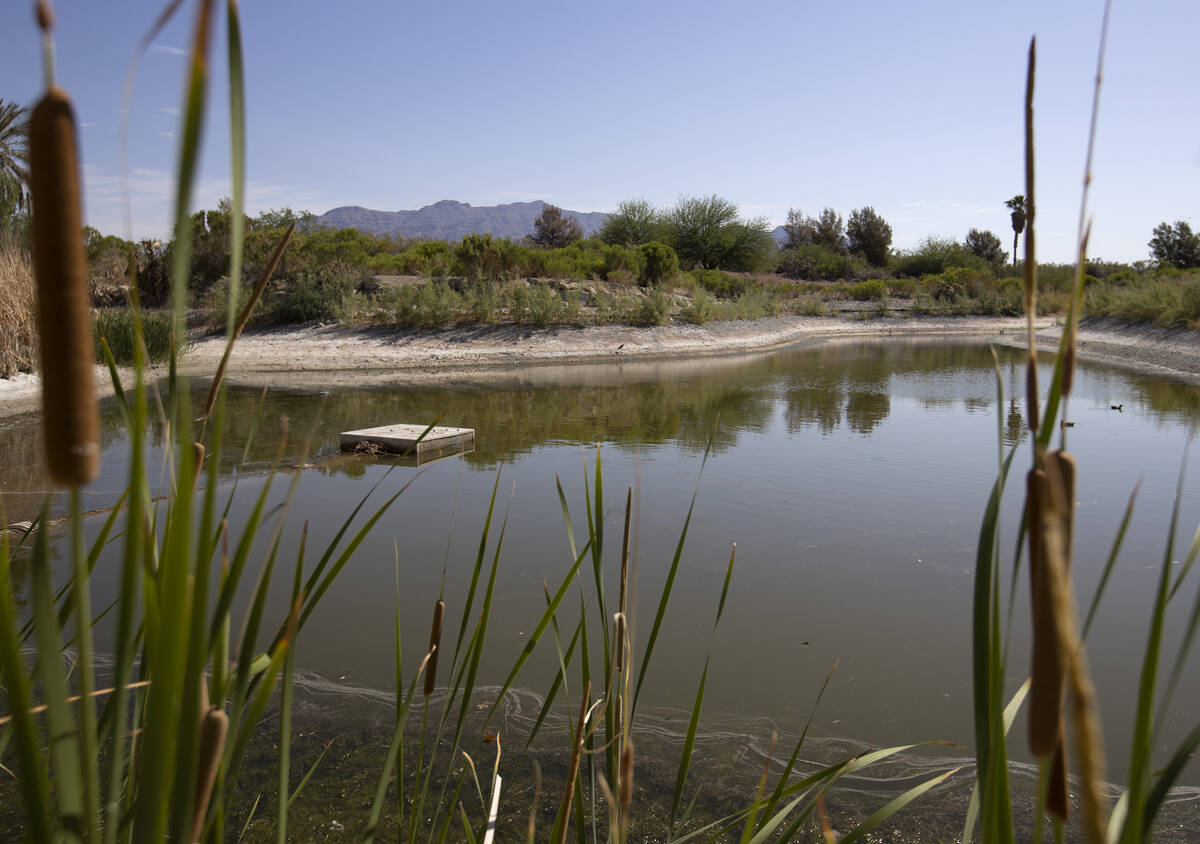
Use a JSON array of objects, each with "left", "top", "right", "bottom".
[
  {"left": 665, "top": 194, "right": 772, "bottom": 270},
  {"left": 846, "top": 206, "right": 892, "bottom": 267},
  {"left": 0, "top": 98, "right": 30, "bottom": 230},
  {"left": 1005, "top": 195, "right": 1026, "bottom": 267},
  {"left": 964, "top": 228, "right": 1007, "bottom": 269},
  {"left": 598, "top": 198, "right": 661, "bottom": 247},
  {"left": 638, "top": 241, "right": 679, "bottom": 285},
  {"left": 528, "top": 204, "right": 583, "bottom": 248},
  {"left": 782, "top": 207, "right": 846, "bottom": 253},
  {"left": 1149, "top": 220, "right": 1200, "bottom": 269}
]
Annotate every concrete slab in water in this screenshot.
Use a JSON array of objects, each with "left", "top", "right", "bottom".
[{"left": 339, "top": 424, "right": 475, "bottom": 457}]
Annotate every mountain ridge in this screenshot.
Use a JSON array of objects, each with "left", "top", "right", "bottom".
[{"left": 315, "top": 199, "right": 611, "bottom": 241}]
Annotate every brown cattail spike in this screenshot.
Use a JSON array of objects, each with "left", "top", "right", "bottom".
[
  {"left": 1026, "top": 467, "right": 1061, "bottom": 758},
  {"left": 424, "top": 599, "right": 445, "bottom": 697},
  {"left": 191, "top": 442, "right": 206, "bottom": 492},
  {"left": 30, "top": 85, "right": 99, "bottom": 487},
  {"left": 191, "top": 706, "right": 229, "bottom": 843},
  {"left": 36, "top": 0, "right": 55, "bottom": 33},
  {"left": 613, "top": 612, "right": 626, "bottom": 673},
  {"left": 1046, "top": 734, "right": 1069, "bottom": 821},
  {"left": 619, "top": 738, "right": 634, "bottom": 809}
]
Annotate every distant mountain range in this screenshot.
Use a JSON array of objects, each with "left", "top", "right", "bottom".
[{"left": 315, "top": 200, "right": 611, "bottom": 242}]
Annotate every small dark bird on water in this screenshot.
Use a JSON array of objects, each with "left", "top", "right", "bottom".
[
  {"left": 1111, "top": 404, "right": 1123, "bottom": 411},
  {"left": 1060, "top": 420, "right": 1075, "bottom": 428}
]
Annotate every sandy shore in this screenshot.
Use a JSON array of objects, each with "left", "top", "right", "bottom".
[{"left": 1, "top": 315, "right": 1197, "bottom": 418}]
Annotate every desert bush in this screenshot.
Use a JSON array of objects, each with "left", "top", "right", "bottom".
[
  {"left": 893, "top": 236, "right": 987, "bottom": 277},
  {"left": 634, "top": 286, "right": 670, "bottom": 325},
  {"left": 602, "top": 243, "right": 645, "bottom": 280},
  {"left": 689, "top": 268, "right": 751, "bottom": 298},
  {"left": 270, "top": 268, "right": 356, "bottom": 324},
  {"left": 524, "top": 283, "right": 565, "bottom": 326},
  {"left": 453, "top": 233, "right": 521, "bottom": 280},
  {"left": 637, "top": 241, "right": 679, "bottom": 285},
  {"left": 464, "top": 280, "right": 501, "bottom": 323},
  {"left": 846, "top": 279, "right": 887, "bottom": 301},
  {"left": 777, "top": 244, "right": 862, "bottom": 281},
  {"left": 395, "top": 280, "right": 461, "bottom": 327},
  {"left": 93, "top": 307, "right": 173, "bottom": 365},
  {"left": 679, "top": 286, "right": 715, "bottom": 324},
  {"left": 721, "top": 286, "right": 780, "bottom": 320}
]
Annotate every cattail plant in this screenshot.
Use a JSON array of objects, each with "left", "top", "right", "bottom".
[
  {"left": 424, "top": 598, "right": 445, "bottom": 697},
  {"left": 29, "top": 6, "right": 98, "bottom": 488}
]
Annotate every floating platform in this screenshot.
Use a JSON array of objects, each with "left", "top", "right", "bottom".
[{"left": 339, "top": 424, "right": 475, "bottom": 461}]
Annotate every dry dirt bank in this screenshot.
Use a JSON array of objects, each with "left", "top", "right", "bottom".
[{"left": 1, "top": 315, "right": 1197, "bottom": 418}]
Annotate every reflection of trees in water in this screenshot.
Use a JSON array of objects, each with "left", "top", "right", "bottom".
[
  {"left": 1127, "top": 378, "right": 1200, "bottom": 428},
  {"left": 845, "top": 391, "right": 890, "bottom": 435},
  {"left": 1005, "top": 399, "right": 1026, "bottom": 448},
  {"left": 201, "top": 375, "right": 778, "bottom": 475},
  {"left": 5, "top": 340, "right": 1197, "bottom": 490},
  {"left": 785, "top": 387, "right": 843, "bottom": 435}
]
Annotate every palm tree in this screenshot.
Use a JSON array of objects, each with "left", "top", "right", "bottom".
[
  {"left": 1004, "top": 195, "right": 1026, "bottom": 267},
  {"left": 0, "top": 98, "right": 31, "bottom": 212}
]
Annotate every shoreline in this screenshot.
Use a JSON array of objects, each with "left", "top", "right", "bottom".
[{"left": 1, "top": 315, "right": 1197, "bottom": 418}]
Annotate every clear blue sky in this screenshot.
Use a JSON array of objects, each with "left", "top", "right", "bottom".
[{"left": 2, "top": 0, "right": 1197, "bottom": 262}]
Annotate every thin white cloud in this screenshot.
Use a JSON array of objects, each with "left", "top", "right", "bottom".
[
  {"left": 81, "top": 164, "right": 332, "bottom": 239},
  {"left": 150, "top": 43, "right": 187, "bottom": 56},
  {"left": 160, "top": 107, "right": 180, "bottom": 117}
]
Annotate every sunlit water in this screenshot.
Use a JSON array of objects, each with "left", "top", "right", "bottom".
[{"left": 4, "top": 337, "right": 1200, "bottom": 808}]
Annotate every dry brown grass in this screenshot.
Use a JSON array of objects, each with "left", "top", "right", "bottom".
[{"left": 0, "top": 235, "right": 37, "bottom": 378}]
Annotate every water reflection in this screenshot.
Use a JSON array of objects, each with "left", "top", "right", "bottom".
[{"left": 3, "top": 336, "right": 1200, "bottom": 786}]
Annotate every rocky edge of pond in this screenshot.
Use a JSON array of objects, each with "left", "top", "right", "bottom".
[{"left": 0, "top": 315, "right": 1197, "bottom": 419}]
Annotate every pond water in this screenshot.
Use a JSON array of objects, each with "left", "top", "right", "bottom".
[{"left": 4, "top": 337, "right": 1200, "bottom": 797}]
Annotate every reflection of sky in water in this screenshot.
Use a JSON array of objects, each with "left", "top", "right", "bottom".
[{"left": 6, "top": 338, "right": 1200, "bottom": 784}]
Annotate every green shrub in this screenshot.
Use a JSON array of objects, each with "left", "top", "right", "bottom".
[
  {"left": 602, "top": 244, "right": 646, "bottom": 280},
  {"left": 394, "top": 280, "right": 461, "bottom": 327},
  {"left": 637, "top": 241, "right": 679, "bottom": 286},
  {"left": 464, "top": 280, "right": 500, "bottom": 323},
  {"left": 270, "top": 269, "right": 356, "bottom": 324},
  {"left": 525, "top": 284, "right": 564, "bottom": 326},
  {"left": 893, "top": 236, "right": 987, "bottom": 277},
  {"left": 679, "top": 287, "right": 714, "bottom": 324},
  {"left": 689, "top": 268, "right": 751, "bottom": 298},
  {"left": 94, "top": 307, "right": 173, "bottom": 365},
  {"left": 634, "top": 286, "right": 670, "bottom": 325},
  {"left": 777, "top": 244, "right": 862, "bottom": 281},
  {"left": 847, "top": 279, "right": 887, "bottom": 301}
]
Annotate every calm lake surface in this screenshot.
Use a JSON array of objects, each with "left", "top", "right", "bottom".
[{"left": 4, "top": 337, "right": 1200, "bottom": 790}]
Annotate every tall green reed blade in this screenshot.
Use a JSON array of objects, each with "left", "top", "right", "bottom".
[
  {"left": 836, "top": 767, "right": 963, "bottom": 844},
  {"left": 670, "top": 543, "right": 736, "bottom": 835},
  {"left": 277, "top": 524, "right": 307, "bottom": 844},
  {"left": 756, "top": 659, "right": 840, "bottom": 835},
  {"left": 1118, "top": 463, "right": 1189, "bottom": 842},
  {"left": 0, "top": 528, "right": 52, "bottom": 842},
  {"left": 1081, "top": 484, "right": 1138, "bottom": 640},
  {"left": 29, "top": 513, "right": 85, "bottom": 839},
  {"left": 422, "top": 490, "right": 514, "bottom": 840},
  {"left": 133, "top": 0, "right": 216, "bottom": 835},
  {"left": 103, "top": 297, "right": 148, "bottom": 844},
  {"left": 633, "top": 427, "right": 716, "bottom": 717},
  {"left": 972, "top": 446, "right": 1018, "bottom": 843},
  {"left": 224, "top": 0, "right": 245, "bottom": 339},
  {"left": 525, "top": 613, "right": 583, "bottom": 749},
  {"left": 68, "top": 487, "right": 100, "bottom": 844},
  {"left": 962, "top": 679, "right": 1030, "bottom": 843},
  {"left": 481, "top": 536, "right": 594, "bottom": 732},
  {"left": 1141, "top": 721, "right": 1200, "bottom": 833}
]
